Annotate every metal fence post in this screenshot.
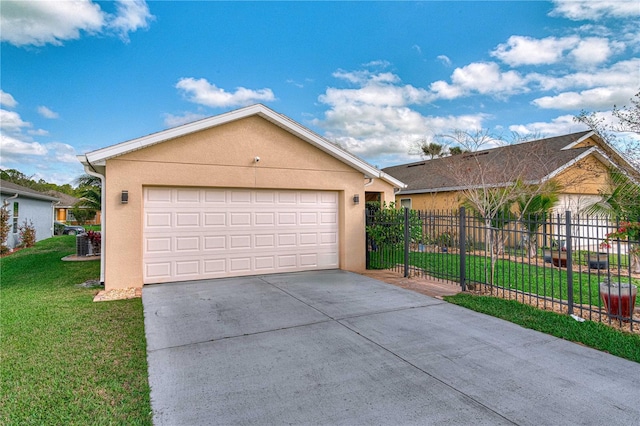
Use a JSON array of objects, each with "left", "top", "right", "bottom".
[
  {"left": 404, "top": 207, "right": 410, "bottom": 278},
  {"left": 459, "top": 207, "right": 467, "bottom": 291},
  {"left": 565, "top": 211, "right": 574, "bottom": 315}
]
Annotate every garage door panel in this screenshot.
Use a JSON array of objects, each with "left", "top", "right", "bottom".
[
  {"left": 175, "top": 260, "right": 199, "bottom": 276},
  {"left": 176, "top": 189, "right": 200, "bottom": 203},
  {"left": 143, "top": 188, "right": 339, "bottom": 284},
  {"left": 204, "top": 213, "right": 226, "bottom": 226},
  {"left": 204, "top": 236, "right": 225, "bottom": 250},
  {"left": 255, "top": 234, "right": 275, "bottom": 248}
]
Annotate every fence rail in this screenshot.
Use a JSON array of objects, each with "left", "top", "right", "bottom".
[{"left": 366, "top": 207, "right": 639, "bottom": 331}]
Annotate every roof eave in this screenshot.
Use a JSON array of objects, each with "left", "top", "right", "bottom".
[{"left": 80, "top": 104, "right": 387, "bottom": 179}]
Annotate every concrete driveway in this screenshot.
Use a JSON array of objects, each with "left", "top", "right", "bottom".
[{"left": 143, "top": 270, "right": 640, "bottom": 425}]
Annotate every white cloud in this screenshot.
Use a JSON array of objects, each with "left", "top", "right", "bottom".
[
  {"left": 569, "top": 37, "right": 622, "bottom": 65},
  {"left": 46, "top": 142, "right": 78, "bottom": 163},
  {"left": 530, "top": 59, "right": 640, "bottom": 92},
  {"left": 108, "top": 0, "right": 154, "bottom": 41},
  {"left": 491, "top": 35, "right": 579, "bottom": 66},
  {"left": 313, "top": 68, "right": 489, "bottom": 166},
  {"left": 38, "top": 106, "right": 59, "bottom": 119},
  {"left": 550, "top": 0, "right": 640, "bottom": 20},
  {"left": 0, "top": 0, "right": 154, "bottom": 47},
  {"left": 437, "top": 55, "right": 452, "bottom": 66},
  {"left": 321, "top": 75, "right": 431, "bottom": 108},
  {"left": 508, "top": 114, "right": 588, "bottom": 136},
  {"left": 429, "top": 62, "right": 527, "bottom": 100},
  {"left": 286, "top": 79, "right": 305, "bottom": 88},
  {"left": 0, "top": 109, "right": 30, "bottom": 132},
  {"left": 0, "top": 90, "right": 17, "bottom": 108},
  {"left": 532, "top": 86, "right": 636, "bottom": 110},
  {"left": 163, "top": 112, "right": 206, "bottom": 128},
  {"left": 176, "top": 78, "right": 275, "bottom": 108},
  {"left": 0, "top": 133, "right": 47, "bottom": 156},
  {"left": 491, "top": 35, "right": 623, "bottom": 67},
  {"left": 28, "top": 129, "right": 50, "bottom": 136}
]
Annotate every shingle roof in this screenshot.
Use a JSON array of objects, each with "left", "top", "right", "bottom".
[
  {"left": 0, "top": 179, "right": 60, "bottom": 202},
  {"left": 46, "top": 191, "right": 80, "bottom": 207},
  {"left": 383, "top": 131, "right": 597, "bottom": 194}
]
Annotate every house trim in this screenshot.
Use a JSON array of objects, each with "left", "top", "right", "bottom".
[{"left": 78, "top": 104, "right": 406, "bottom": 189}]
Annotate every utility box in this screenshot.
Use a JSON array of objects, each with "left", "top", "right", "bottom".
[{"left": 76, "top": 234, "right": 89, "bottom": 257}]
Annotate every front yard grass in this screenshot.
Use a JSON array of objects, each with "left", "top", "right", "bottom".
[
  {"left": 0, "top": 237, "right": 151, "bottom": 425},
  {"left": 444, "top": 293, "right": 640, "bottom": 363},
  {"left": 370, "top": 248, "right": 639, "bottom": 307}
]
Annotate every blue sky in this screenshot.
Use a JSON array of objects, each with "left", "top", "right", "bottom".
[{"left": 1, "top": 0, "right": 639, "bottom": 184}]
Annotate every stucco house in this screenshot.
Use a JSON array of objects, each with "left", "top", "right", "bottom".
[
  {"left": 78, "top": 104, "right": 405, "bottom": 290},
  {"left": 49, "top": 191, "right": 102, "bottom": 226},
  {"left": 383, "top": 131, "right": 640, "bottom": 214},
  {"left": 1, "top": 179, "right": 58, "bottom": 250}
]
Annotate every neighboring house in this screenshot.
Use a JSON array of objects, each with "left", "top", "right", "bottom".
[
  {"left": 383, "top": 131, "right": 640, "bottom": 214},
  {"left": 48, "top": 191, "right": 102, "bottom": 225},
  {"left": 0, "top": 179, "right": 58, "bottom": 249},
  {"left": 78, "top": 104, "right": 405, "bottom": 290},
  {"left": 383, "top": 131, "right": 640, "bottom": 252}
]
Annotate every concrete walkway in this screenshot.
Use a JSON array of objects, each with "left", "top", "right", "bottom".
[{"left": 143, "top": 270, "right": 640, "bottom": 425}]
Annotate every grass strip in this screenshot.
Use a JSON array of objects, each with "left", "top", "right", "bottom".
[
  {"left": 0, "top": 237, "right": 151, "bottom": 425},
  {"left": 444, "top": 293, "right": 640, "bottom": 364}
]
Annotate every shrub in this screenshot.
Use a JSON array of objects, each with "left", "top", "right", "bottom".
[
  {"left": 54, "top": 222, "right": 65, "bottom": 235},
  {"left": 366, "top": 202, "right": 422, "bottom": 249},
  {"left": 70, "top": 206, "right": 96, "bottom": 226},
  {"left": 0, "top": 206, "right": 9, "bottom": 250},
  {"left": 18, "top": 220, "right": 36, "bottom": 248},
  {"left": 86, "top": 230, "right": 101, "bottom": 253}
]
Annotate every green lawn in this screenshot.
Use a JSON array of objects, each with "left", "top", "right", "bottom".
[
  {"left": 370, "top": 248, "right": 639, "bottom": 307},
  {"left": 0, "top": 237, "right": 151, "bottom": 425},
  {"left": 444, "top": 293, "right": 640, "bottom": 363}
]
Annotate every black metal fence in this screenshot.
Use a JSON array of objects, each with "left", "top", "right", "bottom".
[{"left": 366, "top": 207, "right": 639, "bottom": 331}]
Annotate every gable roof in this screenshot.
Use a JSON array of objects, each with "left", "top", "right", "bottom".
[
  {"left": 383, "top": 131, "right": 637, "bottom": 195},
  {"left": 78, "top": 104, "right": 406, "bottom": 189},
  {"left": 1, "top": 180, "right": 59, "bottom": 202},
  {"left": 47, "top": 191, "right": 81, "bottom": 207}
]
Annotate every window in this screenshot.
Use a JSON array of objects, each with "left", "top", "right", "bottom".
[
  {"left": 400, "top": 198, "right": 412, "bottom": 209},
  {"left": 12, "top": 202, "right": 18, "bottom": 233}
]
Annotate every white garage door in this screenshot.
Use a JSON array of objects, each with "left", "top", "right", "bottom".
[{"left": 143, "top": 187, "right": 339, "bottom": 284}]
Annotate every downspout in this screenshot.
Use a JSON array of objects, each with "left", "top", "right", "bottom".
[
  {"left": 82, "top": 157, "right": 106, "bottom": 286},
  {"left": 364, "top": 178, "right": 374, "bottom": 187},
  {"left": 2, "top": 193, "right": 18, "bottom": 208}
]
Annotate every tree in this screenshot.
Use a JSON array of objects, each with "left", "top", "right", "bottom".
[
  {"left": 421, "top": 142, "right": 444, "bottom": 159},
  {"left": 70, "top": 205, "right": 96, "bottom": 226},
  {"left": 576, "top": 91, "right": 640, "bottom": 272},
  {"left": 586, "top": 168, "right": 640, "bottom": 273},
  {"left": 449, "top": 146, "right": 467, "bottom": 155},
  {"left": 74, "top": 174, "right": 101, "bottom": 211},
  {"left": 437, "top": 129, "right": 571, "bottom": 284},
  {"left": 516, "top": 181, "right": 561, "bottom": 258},
  {"left": 574, "top": 90, "right": 640, "bottom": 168}
]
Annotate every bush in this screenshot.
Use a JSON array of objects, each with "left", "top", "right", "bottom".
[
  {"left": 18, "top": 220, "right": 36, "bottom": 248},
  {"left": 70, "top": 206, "right": 96, "bottom": 226},
  {"left": 0, "top": 206, "right": 9, "bottom": 249},
  {"left": 86, "top": 230, "right": 101, "bottom": 253},
  {"left": 53, "top": 222, "right": 65, "bottom": 235},
  {"left": 366, "top": 202, "right": 422, "bottom": 249}
]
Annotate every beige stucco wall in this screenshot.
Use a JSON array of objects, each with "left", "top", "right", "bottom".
[
  {"left": 364, "top": 178, "right": 397, "bottom": 205},
  {"left": 395, "top": 191, "right": 461, "bottom": 211},
  {"left": 554, "top": 155, "right": 609, "bottom": 195},
  {"left": 103, "top": 115, "right": 395, "bottom": 289}
]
